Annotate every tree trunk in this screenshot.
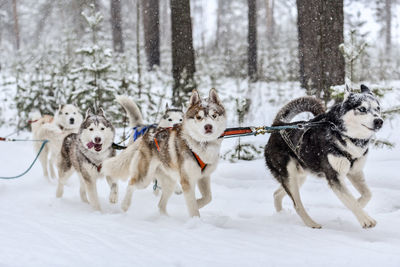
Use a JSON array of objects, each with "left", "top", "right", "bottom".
[
  {"left": 141, "top": 0, "right": 160, "bottom": 70},
  {"left": 170, "top": 0, "right": 196, "bottom": 106},
  {"left": 12, "top": 0, "right": 20, "bottom": 50},
  {"left": 265, "top": 0, "right": 275, "bottom": 39},
  {"left": 248, "top": 0, "right": 257, "bottom": 82},
  {"left": 385, "top": 0, "right": 391, "bottom": 53},
  {"left": 297, "top": 0, "right": 345, "bottom": 102},
  {"left": 110, "top": 0, "right": 124, "bottom": 53}
]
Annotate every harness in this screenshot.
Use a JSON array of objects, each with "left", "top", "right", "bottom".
[
  {"left": 279, "top": 120, "right": 369, "bottom": 167},
  {"left": 153, "top": 127, "right": 208, "bottom": 172},
  {"left": 79, "top": 148, "right": 103, "bottom": 172}
]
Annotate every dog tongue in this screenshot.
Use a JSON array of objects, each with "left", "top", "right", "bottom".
[
  {"left": 87, "top": 142, "right": 94, "bottom": 149},
  {"left": 94, "top": 144, "right": 102, "bottom": 151}
]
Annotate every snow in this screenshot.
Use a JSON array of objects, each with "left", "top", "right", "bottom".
[{"left": 1, "top": 83, "right": 400, "bottom": 266}]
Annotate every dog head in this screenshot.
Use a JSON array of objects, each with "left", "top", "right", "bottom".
[
  {"left": 340, "top": 84, "right": 383, "bottom": 139},
  {"left": 183, "top": 89, "right": 227, "bottom": 142},
  {"left": 55, "top": 104, "right": 83, "bottom": 130},
  {"left": 79, "top": 108, "right": 115, "bottom": 153},
  {"left": 158, "top": 103, "right": 183, "bottom": 128}
]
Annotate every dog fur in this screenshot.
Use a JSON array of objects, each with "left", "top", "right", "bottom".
[
  {"left": 103, "top": 89, "right": 227, "bottom": 217},
  {"left": 31, "top": 105, "right": 83, "bottom": 181},
  {"left": 56, "top": 108, "right": 117, "bottom": 211},
  {"left": 116, "top": 96, "right": 184, "bottom": 195},
  {"left": 265, "top": 85, "right": 383, "bottom": 229}
]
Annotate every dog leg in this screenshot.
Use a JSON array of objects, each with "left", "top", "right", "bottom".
[
  {"left": 197, "top": 176, "right": 212, "bottom": 209},
  {"left": 329, "top": 176, "right": 376, "bottom": 228},
  {"left": 181, "top": 175, "right": 200, "bottom": 217},
  {"left": 121, "top": 178, "right": 136, "bottom": 212},
  {"left": 274, "top": 174, "right": 307, "bottom": 212},
  {"left": 56, "top": 168, "right": 73, "bottom": 198},
  {"left": 49, "top": 156, "right": 57, "bottom": 180},
  {"left": 347, "top": 171, "right": 371, "bottom": 208},
  {"left": 273, "top": 186, "right": 286, "bottom": 212},
  {"left": 158, "top": 177, "right": 175, "bottom": 215},
  {"left": 83, "top": 178, "right": 101, "bottom": 211},
  {"left": 106, "top": 176, "right": 118, "bottom": 204},
  {"left": 286, "top": 174, "right": 321, "bottom": 229},
  {"left": 38, "top": 145, "right": 50, "bottom": 181},
  {"left": 79, "top": 178, "right": 89, "bottom": 203}
]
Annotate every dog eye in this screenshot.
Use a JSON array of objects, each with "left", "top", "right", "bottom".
[
  {"left": 358, "top": 107, "right": 367, "bottom": 113},
  {"left": 376, "top": 107, "right": 381, "bottom": 112},
  {"left": 101, "top": 127, "right": 105, "bottom": 131},
  {"left": 168, "top": 118, "right": 172, "bottom": 121},
  {"left": 73, "top": 112, "right": 76, "bottom": 115},
  {"left": 89, "top": 128, "right": 94, "bottom": 131},
  {"left": 196, "top": 115, "right": 202, "bottom": 120},
  {"left": 211, "top": 114, "right": 217, "bottom": 119},
  {"left": 65, "top": 112, "right": 69, "bottom": 115},
  {"left": 179, "top": 119, "right": 182, "bottom": 122}
]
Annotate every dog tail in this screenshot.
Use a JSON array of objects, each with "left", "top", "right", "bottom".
[
  {"left": 272, "top": 96, "right": 325, "bottom": 125},
  {"left": 116, "top": 95, "right": 144, "bottom": 127},
  {"left": 102, "top": 144, "right": 137, "bottom": 181}
]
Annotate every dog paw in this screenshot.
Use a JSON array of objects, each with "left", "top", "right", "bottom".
[
  {"left": 109, "top": 192, "right": 118, "bottom": 204},
  {"left": 121, "top": 200, "right": 130, "bottom": 212},
  {"left": 56, "top": 186, "right": 63, "bottom": 198},
  {"left": 306, "top": 221, "right": 322, "bottom": 229},
  {"left": 359, "top": 214, "right": 377, "bottom": 229}
]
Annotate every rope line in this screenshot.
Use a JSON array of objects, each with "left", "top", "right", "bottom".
[{"left": 0, "top": 139, "right": 48, "bottom": 180}]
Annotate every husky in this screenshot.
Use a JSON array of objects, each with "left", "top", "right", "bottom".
[
  {"left": 56, "top": 108, "right": 117, "bottom": 211},
  {"left": 31, "top": 104, "right": 83, "bottom": 181},
  {"left": 115, "top": 96, "right": 184, "bottom": 195},
  {"left": 103, "top": 89, "right": 227, "bottom": 217},
  {"left": 265, "top": 85, "right": 383, "bottom": 229}
]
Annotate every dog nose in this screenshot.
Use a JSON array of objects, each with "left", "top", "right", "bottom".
[
  {"left": 94, "top": 137, "right": 102, "bottom": 143},
  {"left": 204, "top": 124, "right": 213, "bottom": 133},
  {"left": 373, "top": 119, "right": 383, "bottom": 130},
  {"left": 70, "top": 118, "right": 75, "bottom": 124}
]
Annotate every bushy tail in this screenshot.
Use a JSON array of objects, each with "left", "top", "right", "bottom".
[
  {"left": 102, "top": 144, "right": 137, "bottom": 181},
  {"left": 273, "top": 96, "right": 325, "bottom": 125},
  {"left": 116, "top": 95, "right": 143, "bottom": 127}
]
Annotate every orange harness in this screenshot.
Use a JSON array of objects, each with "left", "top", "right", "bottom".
[{"left": 153, "top": 135, "right": 207, "bottom": 172}]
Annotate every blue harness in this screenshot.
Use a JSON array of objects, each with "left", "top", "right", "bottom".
[{"left": 132, "top": 124, "right": 157, "bottom": 141}]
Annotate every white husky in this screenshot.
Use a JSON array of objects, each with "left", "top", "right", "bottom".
[{"left": 31, "top": 104, "right": 83, "bottom": 181}]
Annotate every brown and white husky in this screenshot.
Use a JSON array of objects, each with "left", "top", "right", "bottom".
[{"left": 102, "top": 89, "right": 227, "bottom": 217}]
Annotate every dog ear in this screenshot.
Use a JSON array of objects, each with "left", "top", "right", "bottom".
[
  {"left": 85, "top": 108, "right": 93, "bottom": 119},
  {"left": 209, "top": 88, "right": 221, "bottom": 104},
  {"left": 360, "top": 84, "right": 371, "bottom": 94},
  {"left": 343, "top": 84, "right": 351, "bottom": 101},
  {"left": 189, "top": 90, "right": 201, "bottom": 106}
]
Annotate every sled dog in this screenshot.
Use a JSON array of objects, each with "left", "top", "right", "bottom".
[
  {"left": 116, "top": 97, "right": 184, "bottom": 195},
  {"left": 103, "top": 89, "right": 227, "bottom": 217},
  {"left": 56, "top": 108, "right": 117, "bottom": 211},
  {"left": 31, "top": 104, "right": 83, "bottom": 181},
  {"left": 265, "top": 85, "right": 383, "bottom": 228}
]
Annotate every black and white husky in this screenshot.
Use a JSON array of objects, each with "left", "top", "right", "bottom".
[
  {"left": 265, "top": 85, "right": 383, "bottom": 228},
  {"left": 56, "top": 108, "right": 117, "bottom": 211}
]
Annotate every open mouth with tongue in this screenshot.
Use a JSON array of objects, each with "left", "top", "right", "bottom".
[{"left": 87, "top": 141, "right": 103, "bottom": 152}]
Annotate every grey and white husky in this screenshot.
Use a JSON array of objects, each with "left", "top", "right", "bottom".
[
  {"left": 31, "top": 104, "right": 83, "bottom": 181},
  {"left": 115, "top": 96, "right": 184, "bottom": 195},
  {"left": 265, "top": 84, "right": 383, "bottom": 229},
  {"left": 56, "top": 108, "right": 117, "bottom": 211},
  {"left": 103, "top": 89, "right": 227, "bottom": 217}
]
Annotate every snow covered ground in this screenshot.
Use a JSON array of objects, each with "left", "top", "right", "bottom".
[{"left": 1, "top": 82, "right": 400, "bottom": 267}]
